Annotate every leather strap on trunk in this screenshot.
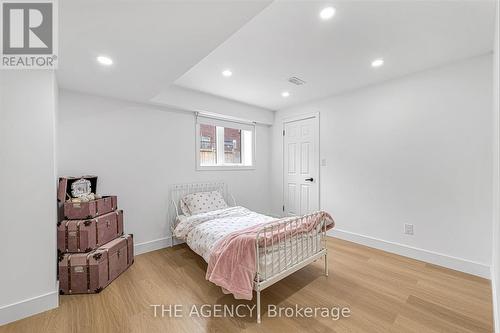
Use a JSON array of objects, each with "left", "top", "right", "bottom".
[
  {"left": 105, "top": 249, "right": 110, "bottom": 282},
  {"left": 64, "top": 221, "right": 70, "bottom": 252},
  {"left": 76, "top": 221, "right": 81, "bottom": 251},
  {"left": 86, "top": 252, "right": 92, "bottom": 292},
  {"left": 67, "top": 255, "right": 72, "bottom": 294},
  {"left": 95, "top": 218, "right": 99, "bottom": 246},
  {"left": 125, "top": 235, "right": 130, "bottom": 264},
  {"left": 116, "top": 211, "right": 120, "bottom": 236}
]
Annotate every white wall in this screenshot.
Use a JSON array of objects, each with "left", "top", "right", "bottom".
[
  {"left": 0, "top": 71, "right": 58, "bottom": 325},
  {"left": 491, "top": 1, "right": 499, "bottom": 331},
  {"left": 271, "top": 54, "right": 493, "bottom": 277},
  {"left": 57, "top": 90, "right": 273, "bottom": 254}
]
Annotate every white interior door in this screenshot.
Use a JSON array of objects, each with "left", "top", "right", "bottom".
[{"left": 283, "top": 116, "right": 319, "bottom": 216}]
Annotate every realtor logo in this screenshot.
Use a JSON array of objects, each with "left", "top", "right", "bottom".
[{"left": 1, "top": 0, "right": 58, "bottom": 69}]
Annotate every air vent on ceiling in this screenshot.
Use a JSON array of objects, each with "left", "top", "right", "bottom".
[{"left": 288, "top": 77, "right": 306, "bottom": 86}]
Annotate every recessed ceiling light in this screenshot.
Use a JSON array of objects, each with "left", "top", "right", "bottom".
[
  {"left": 222, "top": 69, "right": 232, "bottom": 77},
  {"left": 281, "top": 91, "right": 290, "bottom": 98},
  {"left": 96, "top": 55, "right": 113, "bottom": 66},
  {"left": 371, "top": 58, "right": 384, "bottom": 68},
  {"left": 319, "top": 6, "right": 335, "bottom": 20}
]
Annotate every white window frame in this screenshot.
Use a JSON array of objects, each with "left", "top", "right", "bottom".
[{"left": 195, "top": 114, "right": 256, "bottom": 171}]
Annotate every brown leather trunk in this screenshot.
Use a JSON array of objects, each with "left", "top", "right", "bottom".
[
  {"left": 62, "top": 196, "right": 117, "bottom": 220},
  {"left": 58, "top": 234, "right": 134, "bottom": 295},
  {"left": 57, "top": 210, "right": 124, "bottom": 253}
]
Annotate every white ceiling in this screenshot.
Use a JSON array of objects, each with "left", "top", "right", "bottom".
[
  {"left": 57, "top": 0, "right": 271, "bottom": 102},
  {"left": 58, "top": 1, "right": 496, "bottom": 112},
  {"left": 173, "top": 0, "right": 496, "bottom": 110}
]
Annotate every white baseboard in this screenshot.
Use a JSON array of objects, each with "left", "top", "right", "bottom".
[
  {"left": 135, "top": 231, "right": 490, "bottom": 278},
  {"left": 134, "top": 236, "right": 185, "bottom": 256},
  {"left": 0, "top": 289, "right": 59, "bottom": 326},
  {"left": 329, "top": 228, "right": 491, "bottom": 279},
  {"left": 134, "top": 237, "right": 172, "bottom": 255}
]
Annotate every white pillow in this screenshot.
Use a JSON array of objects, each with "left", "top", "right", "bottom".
[{"left": 182, "top": 191, "right": 228, "bottom": 215}]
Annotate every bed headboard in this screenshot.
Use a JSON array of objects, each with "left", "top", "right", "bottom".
[{"left": 169, "top": 182, "right": 236, "bottom": 239}]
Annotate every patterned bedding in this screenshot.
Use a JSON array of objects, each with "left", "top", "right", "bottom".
[{"left": 173, "top": 206, "right": 275, "bottom": 262}]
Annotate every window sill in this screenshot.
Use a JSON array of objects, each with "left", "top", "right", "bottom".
[{"left": 196, "top": 165, "right": 256, "bottom": 171}]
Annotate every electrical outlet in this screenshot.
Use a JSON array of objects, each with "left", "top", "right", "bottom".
[
  {"left": 404, "top": 223, "right": 414, "bottom": 235},
  {"left": 321, "top": 158, "right": 327, "bottom": 167}
]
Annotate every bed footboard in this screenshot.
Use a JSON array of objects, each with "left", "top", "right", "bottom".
[{"left": 254, "top": 214, "right": 329, "bottom": 323}]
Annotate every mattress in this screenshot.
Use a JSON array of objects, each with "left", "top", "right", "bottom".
[{"left": 173, "top": 206, "right": 322, "bottom": 278}]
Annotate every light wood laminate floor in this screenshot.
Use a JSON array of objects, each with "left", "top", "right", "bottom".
[{"left": 0, "top": 237, "right": 493, "bottom": 333}]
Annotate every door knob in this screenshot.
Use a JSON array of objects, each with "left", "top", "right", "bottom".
[{"left": 305, "top": 178, "right": 314, "bottom": 182}]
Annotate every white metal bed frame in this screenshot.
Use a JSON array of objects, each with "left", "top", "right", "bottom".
[{"left": 169, "top": 182, "right": 329, "bottom": 323}]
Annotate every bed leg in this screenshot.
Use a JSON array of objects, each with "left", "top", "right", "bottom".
[
  {"left": 256, "top": 289, "right": 261, "bottom": 323},
  {"left": 324, "top": 251, "right": 329, "bottom": 277}
]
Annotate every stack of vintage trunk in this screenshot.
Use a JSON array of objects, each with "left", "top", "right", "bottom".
[{"left": 56, "top": 176, "right": 134, "bottom": 294}]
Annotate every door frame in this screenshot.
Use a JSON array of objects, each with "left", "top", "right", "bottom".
[{"left": 282, "top": 112, "right": 320, "bottom": 216}]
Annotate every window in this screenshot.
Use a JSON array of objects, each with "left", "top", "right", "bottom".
[
  {"left": 200, "top": 124, "right": 217, "bottom": 165},
  {"left": 196, "top": 115, "right": 255, "bottom": 170}
]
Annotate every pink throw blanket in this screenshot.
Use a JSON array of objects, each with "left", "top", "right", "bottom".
[{"left": 206, "top": 211, "right": 334, "bottom": 300}]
